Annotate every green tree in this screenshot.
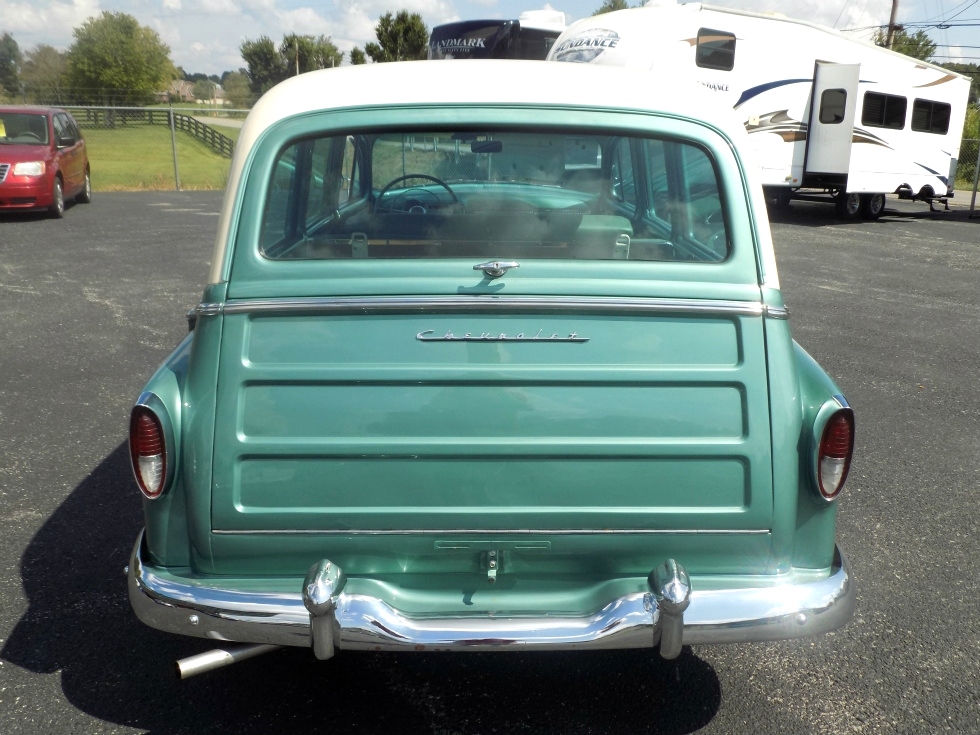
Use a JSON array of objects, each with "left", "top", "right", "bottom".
[
  {"left": 593, "top": 0, "right": 633, "bottom": 15},
  {"left": 65, "top": 12, "right": 177, "bottom": 104},
  {"left": 241, "top": 36, "right": 286, "bottom": 96},
  {"left": 348, "top": 47, "right": 367, "bottom": 65},
  {"left": 0, "top": 32, "right": 22, "bottom": 100},
  {"left": 241, "top": 34, "right": 342, "bottom": 97},
  {"left": 940, "top": 62, "right": 979, "bottom": 105},
  {"left": 364, "top": 11, "right": 428, "bottom": 63},
  {"left": 222, "top": 70, "right": 253, "bottom": 108},
  {"left": 20, "top": 44, "right": 69, "bottom": 104},
  {"left": 965, "top": 103, "right": 979, "bottom": 137},
  {"left": 874, "top": 28, "right": 937, "bottom": 61},
  {"left": 282, "top": 34, "right": 342, "bottom": 73},
  {"left": 192, "top": 78, "right": 216, "bottom": 102}
]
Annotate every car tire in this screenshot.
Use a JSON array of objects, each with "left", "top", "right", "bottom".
[
  {"left": 763, "top": 186, "right": 792, "bottom": 209},
  {"left": 834, "top": 191, "right": 861, "bottom": 220},
  {"left": 859, "top": 193, "right": 885, "bottom": 220},
  {"left": 76, "top": 170, "right": 92, "bottom": 204},
  {"left": 49, "top": 178, "right": 65, "bottom": 219}
]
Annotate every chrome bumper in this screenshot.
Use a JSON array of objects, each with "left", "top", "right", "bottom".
[{"left": 128, "top": 532, "right": 854, "bottom": 655}]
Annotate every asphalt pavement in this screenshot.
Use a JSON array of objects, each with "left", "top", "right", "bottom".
[{"left": 0, "top": 192, "right": 978, "bottom": 734}]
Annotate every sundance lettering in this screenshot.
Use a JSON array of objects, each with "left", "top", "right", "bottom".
[{"left": 553, "top": 37, "right": 619, "bottom": 53}]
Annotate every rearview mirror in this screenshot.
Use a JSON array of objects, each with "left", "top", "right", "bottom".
[{"left": 471, "top": 140, "right": 503, "bottom": 153}]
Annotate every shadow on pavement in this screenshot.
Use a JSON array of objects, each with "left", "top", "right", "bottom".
[
  {"left": 764, "top": 198, "right": 977, "bottom": 227},
  {"left": 2, "top": 443, "right": 722, "bottom": 735}
]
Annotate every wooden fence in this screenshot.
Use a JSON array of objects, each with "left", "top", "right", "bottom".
[{"left": 67, "top": 107, "right": 236, "bottom": 159}]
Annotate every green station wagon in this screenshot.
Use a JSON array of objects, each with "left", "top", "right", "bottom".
[{"left": 126, "top": 60, "right": 855, "bottom": 678}]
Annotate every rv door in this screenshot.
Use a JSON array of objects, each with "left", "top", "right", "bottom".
[{"left": 802, "top": 62, "right": 859, "bottom": 189}]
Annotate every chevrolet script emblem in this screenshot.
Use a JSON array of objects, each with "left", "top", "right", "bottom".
[{"left": 417, "top": 329, "right": 589, "bottom": 343}]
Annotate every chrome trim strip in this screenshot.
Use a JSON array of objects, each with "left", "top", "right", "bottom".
[
  {"left": 216, "top": 296, "right": 767, "bottom": 318},
  {"left": 765, "top": 305, "right": 790, "bottom": 320},
  {"left": 194, "top": 302, "right": 224, "bottom": 317},
  {"left": 129, "top": 531, "right": 855, "bottom": 651},
  {"left": 210, "top": 528, "right": 771, "bottom": 536}
]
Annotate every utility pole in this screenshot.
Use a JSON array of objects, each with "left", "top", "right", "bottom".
[{"left": 885, "top": 0, "right": 900, "bottom": 48}]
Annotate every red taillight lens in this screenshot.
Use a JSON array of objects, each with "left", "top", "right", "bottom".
[
  {"left": 130, "top": 409, "right": 166, "bottom": 499},
  {"left": 817, "top": 411, "right": 854, "bottom": 500}
]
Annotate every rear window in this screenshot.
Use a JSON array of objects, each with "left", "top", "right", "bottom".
[{"left": 260, "top": 128, "right": 730, "bottom": 264}]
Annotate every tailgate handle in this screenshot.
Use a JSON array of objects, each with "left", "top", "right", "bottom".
[{"left": 474, "top": 260, "right": 520, "bottom": 278}]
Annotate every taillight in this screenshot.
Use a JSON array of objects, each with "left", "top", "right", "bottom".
[
  {"left": 817, "top": 410, "right": 854, "bottom": 500},
  {"left": 130, "top": 408, "right": 167, "bottom": 499}
]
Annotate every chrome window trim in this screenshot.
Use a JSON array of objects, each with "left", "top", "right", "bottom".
[
  {"left": 212, "top": 528, "right": 770, "bottom": 536},
  {"left": 195, "top": 296, "right": 783, "bottom": 319}
]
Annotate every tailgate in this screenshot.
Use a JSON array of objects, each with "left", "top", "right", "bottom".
[{"left": 209, "top": 301, "right": 774, "bottom": 574}]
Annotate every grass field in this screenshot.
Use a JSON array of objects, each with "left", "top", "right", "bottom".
[{"left": 82, "top": 124, "right": 238, "bottom": 191}]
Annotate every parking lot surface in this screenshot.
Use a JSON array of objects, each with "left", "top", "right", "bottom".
[{"left": 1, "top": 193, "right": 978, "bottom": 734}]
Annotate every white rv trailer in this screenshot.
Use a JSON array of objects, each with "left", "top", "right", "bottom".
[{"left": 547, "top": 1, "right": 971, "bottom": 218}]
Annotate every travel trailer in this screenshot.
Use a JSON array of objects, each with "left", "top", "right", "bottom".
[
  {"left": 428, "top": 10, "right": 566, "bottom": 61},
  {"left": 548, "top": 1, "right": 971, "bottom": 218}
]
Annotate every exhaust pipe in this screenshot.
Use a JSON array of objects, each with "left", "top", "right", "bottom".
[{"left": 175, "top": 643, "right": 282, "bottom": 679}]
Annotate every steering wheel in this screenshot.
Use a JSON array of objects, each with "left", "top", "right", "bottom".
[
  {"left": 16, "top": 132, "right": 43, "bottom": 142},
  {"left": 375, "top": 174, "right": 459, "bottom": 213}
]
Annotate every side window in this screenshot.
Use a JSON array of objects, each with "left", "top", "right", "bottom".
[
  {"left": 338, "top": 135, "right": 362, "bottom": 206},
  {"left": 53, "top": 114, "right": 68, "bottom": 142},
  {"left": 819, "top": 89, "right": 847, "bottom": 124},
  {"left": 609, "top": 138, "right": 637, "bottom": 215},
  {"left": 911, "top": 99, "right": 951, "bottom": 134},
  {"left": 639, "top": 139, "right": 727, "bottom": 260},
  {"left": 65, "top": 115, "right": 81, "bottom": 139},
  {"left": 303, "top": 137, "right": 334, "bottom": 226},
  {"left": 262, "top": 145, "right": 301, "bottom": 250},
  {"left": 696, "top": 28, "right": 736, "bottom": 71},
  {"left": 862, "top": 92, "right": 907, "bottom": 129}
]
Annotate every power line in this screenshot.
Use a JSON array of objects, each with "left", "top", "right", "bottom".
[
  {"left": 916, "top": 0, "right": 977, "bottom": 22},
  {"left": 845, "top": 21, "right": 980, "bottom": 31}
]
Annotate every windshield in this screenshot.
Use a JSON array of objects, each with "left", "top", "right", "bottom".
[
  {"left": 0, "top": 113, "right": 50, "bottom": 145},
  {"left": 261, "top": 127, "right": 729, "bottom": 263}
]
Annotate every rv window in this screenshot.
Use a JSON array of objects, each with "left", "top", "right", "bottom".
[
  {"left": 861, "top": 92, "right": 907, "bottom": 130},
  {"left": 911, "top": 99, "right": 951, "bottom": 135},
  {"left": 696, "top": 29, "right": 735, "bottom": 71},
  {"left": 819, "top": 89, "right": 847, "bottom": 124}
]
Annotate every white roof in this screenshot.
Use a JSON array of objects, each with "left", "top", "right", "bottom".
[{"left": 236, "top": 60, "right": 735, "bottom": 161}]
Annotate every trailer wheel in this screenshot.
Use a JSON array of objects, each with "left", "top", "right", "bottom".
[
  {"left": 835, "top": 191, "right": 861, "bottom": 220},
  {"left": 859, "top": 193, "right": 885, "bottom": 220}
]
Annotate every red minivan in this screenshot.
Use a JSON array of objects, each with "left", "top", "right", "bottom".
[{"left": 0, "top": 107, "right": 92, "bottom": 218}]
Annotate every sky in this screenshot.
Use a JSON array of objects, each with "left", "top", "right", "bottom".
[{"left": 0, "top": 0, "right": 977, "bottom": 76}]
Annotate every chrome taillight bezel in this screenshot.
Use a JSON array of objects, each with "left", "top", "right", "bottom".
[
  {"left": 129, "top": 400, "right": 173, "bottom": 500},
  {"left": 810, "top": 397, "right": 855, "bottom": 502}
]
